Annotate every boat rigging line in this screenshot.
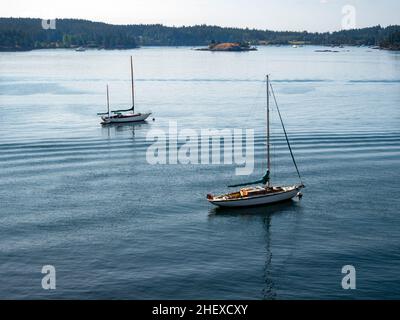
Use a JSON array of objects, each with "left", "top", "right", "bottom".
[{"left": 269, "top": 82, "right": 303, "bottom": 185}]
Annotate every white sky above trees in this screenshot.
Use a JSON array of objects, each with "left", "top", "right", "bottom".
[{"left": 2, "top": 0, "right": 399, "bottom": 32}]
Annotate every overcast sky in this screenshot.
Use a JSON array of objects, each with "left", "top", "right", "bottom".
[{"left": 2, "top": 0, "right": 399, "bottom": 32}]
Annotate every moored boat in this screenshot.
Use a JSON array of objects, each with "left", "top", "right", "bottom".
[
  {"left": 207, "top": 75, "right": 304, "bottom": 208},
  {"left": 100, "top": 112, "right": 151, "bottom": 124},
  {"left": 98, "top": 56, "right": 151, "bottom": 124},
  {"left": 207, "top": 184, "right": 303, "bottom": 207}
]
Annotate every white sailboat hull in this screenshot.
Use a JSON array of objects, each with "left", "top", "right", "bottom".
[
  {"left": 102, "top": 112, "right": 151, "bottom": 124},
  {"left": 208, "top": 185, "right": 302, "bottom": 207}
]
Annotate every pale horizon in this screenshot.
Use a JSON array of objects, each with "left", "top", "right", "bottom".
[{"left": 2, "top": 0, "right": 400, "bottom": 32}]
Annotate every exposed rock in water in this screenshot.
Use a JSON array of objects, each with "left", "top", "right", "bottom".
[{"left": 197, "top": 42, "right": 257, "bottom": 52}]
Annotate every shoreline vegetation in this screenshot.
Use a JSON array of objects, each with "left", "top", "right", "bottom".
[{"left": 0, "top": 18, "right": 399, "bottom": 52}]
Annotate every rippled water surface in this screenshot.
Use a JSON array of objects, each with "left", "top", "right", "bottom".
[{"left": 0, "top": 46, "right": 400, "bottom": 299}]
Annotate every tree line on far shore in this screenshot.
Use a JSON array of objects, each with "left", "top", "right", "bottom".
[{"left": 1, "top": 18, "right": 399, "bottom": 51}]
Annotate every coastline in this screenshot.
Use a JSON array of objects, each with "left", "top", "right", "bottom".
[
  {"left": 1, "top": 18, "right": 399, "bottom": 53},
  {"left": 3, "top": 44, "right": 400, "bottom": 52}
]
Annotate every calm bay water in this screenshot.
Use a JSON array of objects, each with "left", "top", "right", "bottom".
[{"left": 0, "top": 46, "right": 400, "bottom": 299}]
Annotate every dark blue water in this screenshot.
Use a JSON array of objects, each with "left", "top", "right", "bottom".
[{"left": 0, "top": 46, "right": 400, "bottom": 299}]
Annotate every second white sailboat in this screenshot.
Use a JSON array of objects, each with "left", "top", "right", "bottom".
[{"left": 98, "top": 56, "right": 151, "bottom": 124}]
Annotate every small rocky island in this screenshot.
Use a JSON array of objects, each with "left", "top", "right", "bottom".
[{"left": 196, "top": 42, "right": 257, "bottom": 52}]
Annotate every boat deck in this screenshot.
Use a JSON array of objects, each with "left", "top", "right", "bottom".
[{"left": 211, "top": 186, "right": 286, "bottom": 201}]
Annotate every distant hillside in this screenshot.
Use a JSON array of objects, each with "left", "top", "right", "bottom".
[
  {"left": 0, "top": 18, "right": 400, "bottom": 51},
  {"left": 380, "top": 30, "right": 400, "bottom": 50}
]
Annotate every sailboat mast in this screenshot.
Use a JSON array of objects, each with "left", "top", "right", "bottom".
[
  {"left": 266, "top": 75, "right": 271, "bottom": 185},
  {"left": 130, "top": 56, "right": 135, "bottom": 113},
  {"left": 106, "top": 84, "right": 110, "bottom": 118}
]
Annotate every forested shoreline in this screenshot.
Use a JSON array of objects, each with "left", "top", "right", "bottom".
[{"left": 1, "top": 18, "right": 399, "bottom": 51}]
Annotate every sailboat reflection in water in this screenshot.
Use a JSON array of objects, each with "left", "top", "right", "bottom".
[
  {"left": 207, "top": 75, "right": 304, "bottom": 207},
  {"left": 208, "top": 201, "right": 303, "bottom": 299}
]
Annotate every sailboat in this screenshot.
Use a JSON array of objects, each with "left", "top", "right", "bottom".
[
  {"left": 98, "top": 56, "right": 151, "bottom": 124},
  {"left": 207, "top": 75, "right": 304, "bottom": 207}
]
